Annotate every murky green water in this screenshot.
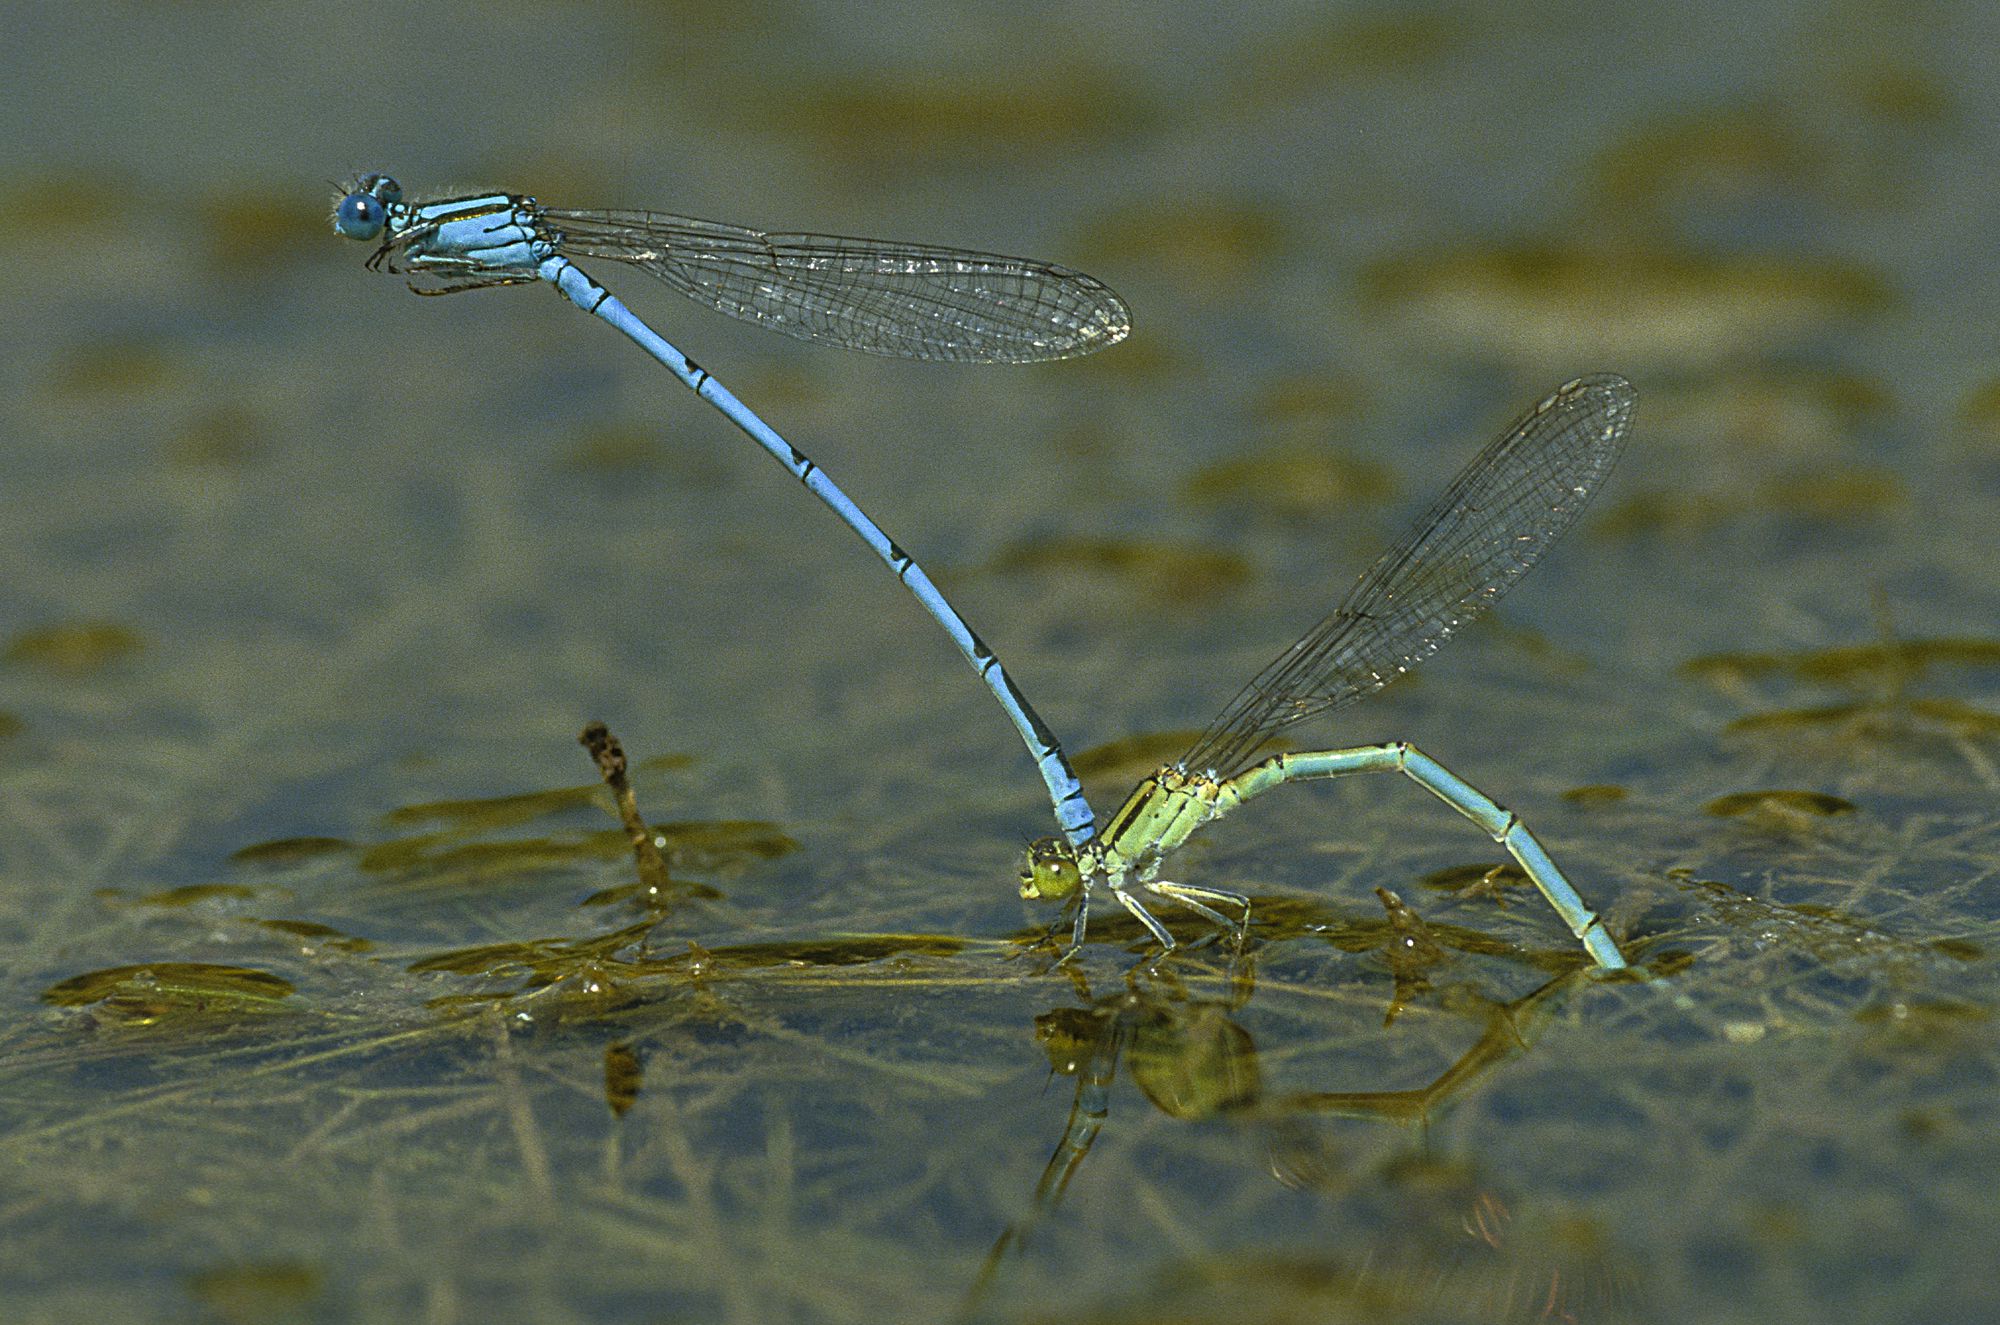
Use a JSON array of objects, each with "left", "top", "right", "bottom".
[{"left": 4, "top": 1, "right": 1998, "bottom": 1321}]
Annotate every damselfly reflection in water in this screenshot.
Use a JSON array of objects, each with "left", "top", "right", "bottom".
[
  {"left": 969, "top": 959, "right": 1609, "bottom": 1319},
  {"left": 1019, "top": 376, "right": 1637, "bottom": 971},
  {"left": 332, "top": 172, "right": 1125, "bottom": 840}
]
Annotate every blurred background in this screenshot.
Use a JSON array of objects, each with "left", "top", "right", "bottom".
[{"left": 2, "top": 1, "right": 1997, "bottom": 1322}]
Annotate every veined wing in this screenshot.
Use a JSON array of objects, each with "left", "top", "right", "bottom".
[
  {"left": 1179, "top": 374, "right": 1636, "bottom": 778},
  {"left": 545, "top": 208, "right": 1131, "bottom": 363}
]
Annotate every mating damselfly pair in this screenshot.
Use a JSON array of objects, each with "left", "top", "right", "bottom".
[{"left": 333, "top": 173, "right": 1633, "bottom": 971}]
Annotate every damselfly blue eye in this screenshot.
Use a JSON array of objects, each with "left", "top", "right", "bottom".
[
  {"left": 333, "top": 191, "right": 386, "bottom": 241},
  {"left": 358, "top": 173, "right": 403, "bottom": 206}
]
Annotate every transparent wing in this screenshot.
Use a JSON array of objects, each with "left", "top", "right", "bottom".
[
  {"left": 1180, "top": 374, "right": 1637, "bottom": 778},
  {"left": 544, "top": 208, "right": 1131, "bottom": 363}
]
